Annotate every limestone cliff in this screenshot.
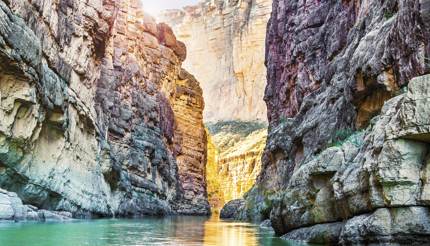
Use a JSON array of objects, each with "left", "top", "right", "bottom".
[
  {"left": 170, "top": 69, "right": 210, "bottom": 215},
  {"left": 226, "top": 0, "right": 430, "bottom": 244},
  {"left": 0, "top": 0, "right": 208, "bottom": 217},
  {"left": 160, "top": 0, "right": 271, "bottom": 122},
  {"left": 216, "top": 128, "right": 266, "bottom": 203},
  {"left": 206, "top": 121, "right": 266, "bottom": 210},
  {"left": 205, "top": 130, "right": 223, "bottom": 209}
]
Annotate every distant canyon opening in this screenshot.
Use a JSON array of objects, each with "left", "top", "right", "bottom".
[{"left": 158, "top": 0, "right": 272, "bottom": 211}]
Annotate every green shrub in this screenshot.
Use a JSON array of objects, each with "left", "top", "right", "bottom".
[
  {"left": 384, "top": 11, "right": 394, "bottom": 19},
  {"left": 329, "top": 129, "right": 364, "bottom": 148},
  {"left": 206, "top": 120, "right": 267, "bottom": 136},
  {"left": 279, "top": 116, "right": 287, "bottom": 125}
]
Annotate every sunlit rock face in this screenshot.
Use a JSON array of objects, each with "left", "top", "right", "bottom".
[
  {"left": 206, "top": 121, "right": 266, "bottom": 209},
  {"left": 0, "top": 0, "right": 208, "bottom": 217},
  {"left": 233, "top": 0, "right": 430, "bottom": 243},
  {"left": 160, "top": 0, "right": 271, "bottom": 122},
  {"left": 160, "top": 0, "right": 271, "bottom": 213},
  {"left": 205, "top": 130, "right": 223, "bottom": 209},
  {"left": 170, "top": 69, "right": 210, "bottom": 215},
  {"left": 216, "top": 129, "right": 266, "bottom": 203}
]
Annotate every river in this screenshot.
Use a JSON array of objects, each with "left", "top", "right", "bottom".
[{"left": 0, "top": 215, "right": 306, "bottom": 246}]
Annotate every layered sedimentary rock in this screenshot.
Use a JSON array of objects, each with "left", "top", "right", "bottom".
[
  {"left": 160, "top": 0, "right": 271, "bottom": 122},
  {"left": 205, "top": 129, "right": 224, "bottom": 209},
  {"left": 206, "top": 121, "right": 266, "bottom": 209},
  {"left": 232, "top": 0, "right": 430, "bottom": 244},
  {"left": 217, "top": 128, "right": 266, "bottom": 203},
  {"left": 0, "top": 0, "right": 208, "bottom": 217},
  {"left": 170, "top": 69, "right": 210, "bottom": 215},
  {"left": 275, "top": 75, "right": 430, "bottom": 244}
]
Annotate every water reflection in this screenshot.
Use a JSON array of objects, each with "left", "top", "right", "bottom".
[
  {"left": 204, "top": 218, "right": 258, "bottom": 245},
  {"left": 0, "top": 215, "right": 303, "bottom": 246}
]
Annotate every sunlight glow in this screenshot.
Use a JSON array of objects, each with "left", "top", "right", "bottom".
[{"left": 140, "top": 0, "right": 200, "bottom": 17}]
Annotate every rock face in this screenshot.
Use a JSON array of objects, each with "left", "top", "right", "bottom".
[
  {"left": 0, "top": 189, "right": 72, "bottom": 222},
  {"left": 235, "top": 0, "right": 430, "bottom": 243},
  {"left": 206, "top": 121, "right": 266, "bottom": 209},
  {"left": 0, "top": 0, "right": 208, "bottom": 217},
  {"left": 205, "top": 130, "right": 223, "bottom": 208},
  {"left": 216, "top": 128, "right": 266, "bottom": 203},
  {"left": 160, "top": 0, "right": 271, "bottom": 122},
  {"left": 220, "top": 199, "right": 245, "bottom": 219},
  {"left": 170, "top": 69, "right": 210, "bottom": 215},
  {"left": 272, "top": 75, "right": 430, "bottom": 244}
]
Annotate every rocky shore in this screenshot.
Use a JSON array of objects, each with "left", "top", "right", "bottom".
[{"left": 0, "top": 189, "right": 72, "bottom": 222}]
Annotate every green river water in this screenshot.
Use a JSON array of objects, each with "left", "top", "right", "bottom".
[{"left": 0, "top": 215, "right": 306, "bottom": 246}]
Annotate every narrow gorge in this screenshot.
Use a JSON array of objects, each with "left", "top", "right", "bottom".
[
  {"left": 161, "top": 0, "right": 272, "bottom": 212},
  {"left": 0, "top": 0, "right": 430, "bottom": 245}
]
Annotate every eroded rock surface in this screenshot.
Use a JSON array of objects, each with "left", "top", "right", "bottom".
[
  {"left": 0, "top": 0, "right": 208, "bottom": 218},
  {"left": 258, "top": 0, "right": 430, "bottom": 198},
  {"left": 235, "top": 0, "right": 430, "bottom": 244},
  {"left": 161, "top": 0, "right": 271, "bottom": 122},
  {"left": 206, "top": 121, "right": 266, "bottom": 210},
  {"left": 170, "top": 69, "right": 210, "bottom": 215},
  {"left": 266, "top": 75, "right": 430, "bottom": 244},
  {"left": 0, "top": 189, "right": 72, "bottom": 222},
  {"left": 220, "top": 199, "right": 245, "bottom": 219}
]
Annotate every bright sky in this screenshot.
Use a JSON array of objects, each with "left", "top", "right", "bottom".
[{"left": 140, "top": 0, "right": 200, "bottom": 16}]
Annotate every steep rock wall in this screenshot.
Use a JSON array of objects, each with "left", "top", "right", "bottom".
[
  {"left": 0, "top": 0, "right": 208, "bottom": 217},
  {"left": 206, "top": 121, "right": 266, "bottom": 209},
  {"left": 217, "top": 129, "right": 266, "bottom": 203},
  {"left": 160, "top": 0, "right": 271, "bottom": 122},
  {"left": 170, "top": 69, "right": 210, "bottom": 215},
  {"left": 205, "top": 130, "right": 223, "bottom": 209},
  {"left": 233, "top": 0, "right": 430, "bottom": 244},
  {"left": 274, "top": 75, "right": 430, "bottom": 244}
]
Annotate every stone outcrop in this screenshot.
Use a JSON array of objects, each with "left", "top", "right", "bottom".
[
  {"left": 233, "top": 0, "right": 430, "bottom": 243},
  {"left": 272, "top": 75, "right": 430, "bottom": 244},
  {"left": 0, "top": 189, "right": 72, "bottom": 222},
  {"left": 170, "top": 69, "right": 210, "bottom": 215},
  {"left": 206, "top": 121, "right": 266, "bottom": 209},
  {"left": 0, "top": 0, "right": 208, "bottom": 218},
  {"left": 160, "top": 0, "right": 271, "bottom": 122},
  {"left": 217, "top": 128, "right": 266, "bottom": 203},
  {"left": 220, "top": 199, "right": 245, "bottom": 219}
]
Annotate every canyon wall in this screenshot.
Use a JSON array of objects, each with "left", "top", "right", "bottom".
[
  {"left": 216, "top": 128, "right": 266, "bottom": 203},
  {"left": 227, "top": 0, "right": 430, "bottom": 244},
  {"left": 0, "top": 0, "right": 208, "bottom": 218},
  {"left": 170, "top": 69, "right": 210, "bottom": 215},
  {"left": 160, "top": 0, "right": 271, "bottom": 122},
  {"left": 206, "top": 121, "right": 266, "bottom": 210},
  {"left": 161, "top": 0, "right": 272, "bottom": 210},
  {"left": 205, "top": 130, "right": 223, "bottom": 209}
]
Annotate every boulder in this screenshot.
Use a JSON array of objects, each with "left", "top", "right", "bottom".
[{"left": 220, "top": 199, "right": 245, "bottom": 219}]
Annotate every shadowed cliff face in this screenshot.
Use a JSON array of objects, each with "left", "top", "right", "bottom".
[
  {"left": 258, "top": 0, "right": 430, "bottom": 195},
  {"left": 228, "top": 0, "right": 430, "bottom": 244},
  {"left": 161, "top": 0, "right": 271, "bottom": 122},
  {"left": 0, "top": 0, "right": 209, "bottom": 217}
]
